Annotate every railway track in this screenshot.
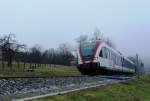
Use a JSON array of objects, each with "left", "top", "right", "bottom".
[{"left": 0, "top": 75, "right": 133, "bottom": 101}]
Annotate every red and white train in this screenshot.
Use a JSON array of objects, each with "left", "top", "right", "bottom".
[{"left": 77, "top": 39, "right": 135, "bottom": 75}]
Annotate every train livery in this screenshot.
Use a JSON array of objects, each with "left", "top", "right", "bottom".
[{"left": 77, "top": 40, "right": 135, "bottom": 75}]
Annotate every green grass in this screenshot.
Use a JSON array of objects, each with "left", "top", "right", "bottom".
[
  {"left": 0, "top": 64, "right": 81, "bottom": 77},
  {"left": 35, "top": 65, "right": 81, "bottom": 76},
  {"left": 30, "top": 75, "right": 150, "bottom": 101}
]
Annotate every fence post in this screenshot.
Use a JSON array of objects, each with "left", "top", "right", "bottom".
[{"left": 136, "top": 54, "right": 140, "bottom": 79}]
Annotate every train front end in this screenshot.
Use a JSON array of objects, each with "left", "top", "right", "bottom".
[{"left": 77, "top": 41, "right": 101, "bottom": 75}]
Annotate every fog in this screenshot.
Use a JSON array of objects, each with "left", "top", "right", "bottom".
[{"left": 0, "top": 0, "right": 150, "bottom": 70}]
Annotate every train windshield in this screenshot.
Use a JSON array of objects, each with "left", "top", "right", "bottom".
[{"left": 80, "top": 42, "right": 96, "bottom": 61}]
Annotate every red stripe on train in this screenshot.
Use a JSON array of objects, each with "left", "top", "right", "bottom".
[
  {"left": 90, "top": 41, "right": 101, "bottom": 63},
  {"left": 78, "top": 43, "right": 85, "bottom": 64}
]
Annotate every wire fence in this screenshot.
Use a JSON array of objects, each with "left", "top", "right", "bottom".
[{"left": 0, "top": 62, "right": 81, "bottom": 77}]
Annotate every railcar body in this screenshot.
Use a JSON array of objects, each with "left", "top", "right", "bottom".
[{"left": 77, "top": 40, "right": 135, "bottom": 75}]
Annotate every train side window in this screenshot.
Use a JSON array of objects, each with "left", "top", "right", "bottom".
[
  {"left": 104, "top": 47, "right": 108, "bottom": 59},
  {"left": 107, "top": 48, "right": 111, "bottom": 59},
  {"left": 109, "top": 49, "right": 112, "bottom": 59},
  {"left": 113, "top": 52, "right": 116, "bottom": 64},
  {"left": 99, "top": 49, "right": 103, "bottom": 57},
  {"left": 110, "top": 50, "right": 113, "bottom": 60},
  {"left": 99, "top": 47, "right": 107, "bottom": 58}
]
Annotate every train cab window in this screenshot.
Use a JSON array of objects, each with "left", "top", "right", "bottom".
[{"left": 99, "top": 47, "right": 108, "bottom": 59}]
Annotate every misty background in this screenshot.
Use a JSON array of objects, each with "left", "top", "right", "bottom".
[{"left": 0, "top": 0, "right": 150, "bottom": 71}]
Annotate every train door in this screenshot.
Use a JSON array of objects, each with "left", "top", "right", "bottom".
[{"left": 99, "top": 47, "right": 113, "bottom": 69}]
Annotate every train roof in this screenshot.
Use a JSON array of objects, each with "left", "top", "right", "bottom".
[
  {"left": 103, "top": 41, "right": 135, "bottom": 65},
  {"left": 78, "top": 39, "right": 135, "bottom": 65},
  {"left": 124, "top": 57, "right": 135, "bottom": 64}
]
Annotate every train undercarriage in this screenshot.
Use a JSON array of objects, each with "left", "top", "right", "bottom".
[{"left": 77, "top": 63, "right": 134, "bottom": 76}]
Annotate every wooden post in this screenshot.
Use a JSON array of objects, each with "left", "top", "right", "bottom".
[{"left": 136, "top": 54, "right": 140, "bottom": 79}]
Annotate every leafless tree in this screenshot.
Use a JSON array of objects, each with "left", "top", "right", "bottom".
[
  {"left": 57, "top": 43, "right": 74, "bottom": 65},
  {"left": 28, "top": 44, "right": 42, "bottom": 68},
  {"left": 128, "top": 55, "right": 145, "bottom": 75},
  {"left": 92, "top": 28, "right": 103, "bottom": 40},
  {"left": 105, "top": 38, "right": 116, "bottom": 49},
  {"left": 76, "top": 34, "right": 88, "bottom": 43},
  {"left": 0, "top": 33, "right": 25, "bottom": 70}
]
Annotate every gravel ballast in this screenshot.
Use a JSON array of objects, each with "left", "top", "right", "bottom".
[{"left": 0, "top": 76, "right": 121, "bottom": 101}]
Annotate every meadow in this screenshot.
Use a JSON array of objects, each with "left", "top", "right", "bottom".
[
  {"left": 30, "top": 75, "right": 150, "bottom": 101},
  {"left": 0, "top": 63, "right": 81, "bottom": 77}
]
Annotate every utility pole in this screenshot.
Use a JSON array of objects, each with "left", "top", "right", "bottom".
[{"left": 136, "top": 54, "right": 140, "bottom": 79}]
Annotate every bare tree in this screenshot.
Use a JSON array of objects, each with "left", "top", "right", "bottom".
[
  {"left": 92, "top": 28, "right": 103, "bottom": 40},
  {"left": 14, "top": 44, "right": 26, "bottom": 70},
  {"left": 105, "top": 38, "right": 116, "bottom": 49},
  {"left": 0, "top": 33, "right": 25, "bottom": 70},
  {"left": 29, "top": 45, "right": 42, "bottom": 68},
  {"left": 76, "top": 35, "right": 88, "bottom": 43},
  {"left": 48, "top": 48, "right": 56, "bottom": 66},
  {"left": 57, "top": 43, "right": 74, "bottom": 65},
  {"left": 128, "top": 54, "right": 145, "bottom": 75}
]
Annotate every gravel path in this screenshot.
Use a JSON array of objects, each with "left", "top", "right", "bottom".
[{"left": 0, "top": 76, "right": 122, "bottom": 101}]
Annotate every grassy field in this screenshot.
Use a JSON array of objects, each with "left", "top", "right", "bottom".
[
  {"left": 30, "top": 75, "right": 150, "bottom": 101},
  {"left": 0, "top": 64, "right": 81, "bottom": 77}
]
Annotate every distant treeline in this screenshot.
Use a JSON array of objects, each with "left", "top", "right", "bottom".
[
  {"left": 16, "top": 45, "right": 74, "bottom": 66},
  {"left": 0, "top": 33, "right": 75, "bottom": 69}
]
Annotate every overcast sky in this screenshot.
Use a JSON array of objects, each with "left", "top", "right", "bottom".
[{"left": 0, "top": 0, "right": 150, "bottom": 67}]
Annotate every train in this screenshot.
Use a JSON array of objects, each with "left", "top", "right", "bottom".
[{"left": 77, "top": 39, "right": 136, "bottom": 75}]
